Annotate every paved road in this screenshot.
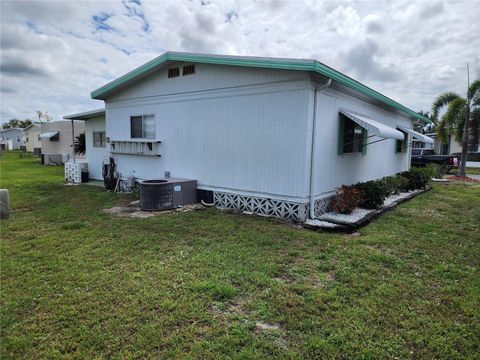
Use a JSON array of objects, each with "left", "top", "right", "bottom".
[{"left": 466, "top": 161, "right": 480, "bottom": 168}]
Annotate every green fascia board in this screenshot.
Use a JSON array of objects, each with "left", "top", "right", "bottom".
[{"left": 91, "top": 52, "right": 430, "bottom": 123}]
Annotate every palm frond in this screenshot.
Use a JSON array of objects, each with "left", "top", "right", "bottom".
[
  {"left": 443, "top": 98, "right": 467, "bottom": 143},
  {"left": 435, "top": 119, "right": 449, "bottom": 144},
  {"left": 467, "top": 79, "right": 480, "bottom": 102},
  {"left": 432, "top": 92, "right": 462, "bottom": 118}
]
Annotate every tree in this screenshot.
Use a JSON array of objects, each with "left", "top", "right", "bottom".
[
  {"left": 432, "top": 78, "right": 480, "bottom": 176},
  {"left": 1, "top": 119, "right": 32, "bottom": 129},
  {"left": 74, "top": 133, "right": 86, "bottom": 155},
  {"left": 415, "top": 110, "right": 438, "bottom": 134}
]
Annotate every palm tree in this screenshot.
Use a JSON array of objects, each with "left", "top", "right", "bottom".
[
  {"left": 432, "top": 79, "right": 480, "bottom": 176},
  {"left": 415, "top": 110, "right": 438, "bottom": 134},
  {"left": 74, "top": 133, "right": 86, "bottom": 155}
]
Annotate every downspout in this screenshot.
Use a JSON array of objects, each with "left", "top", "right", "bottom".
[{"left": 309, "top": 78, "right": 332, "bottom": 219}]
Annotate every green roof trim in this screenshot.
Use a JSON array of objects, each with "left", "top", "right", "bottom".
[{"left": 91, "top": 51, "right": 429, "bottom": 122}]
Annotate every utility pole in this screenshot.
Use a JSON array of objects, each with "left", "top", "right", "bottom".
[{"left": 459, "top": 63, "right": 470, "bottom": 177}]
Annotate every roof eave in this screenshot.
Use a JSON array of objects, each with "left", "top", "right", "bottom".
[
  {"left": 90, "top": 52, "right": 430, "bottom": 123},
  {"left": 64, "top": 108, "right": 105, "bottom": 120}
]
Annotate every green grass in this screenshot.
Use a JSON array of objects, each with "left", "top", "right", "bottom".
[
  {"left": 450, "top": 166, "right": 480, "bottom": 175},
  {"left": 1, "top": 150, "right": 479, "bottom": 359}
]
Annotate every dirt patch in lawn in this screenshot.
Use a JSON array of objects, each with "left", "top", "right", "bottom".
[{"left": 103, "top": 201, "right": 205, "bottom": 218}]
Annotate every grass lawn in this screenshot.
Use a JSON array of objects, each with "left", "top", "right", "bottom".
[
  {"left": 1, "top": 151, "right": 479, "bottom": 359},
  {"left": 451, "top": 167, "right": 480, "bottom": 175}
]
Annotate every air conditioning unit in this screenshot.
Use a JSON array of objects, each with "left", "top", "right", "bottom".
[{"left": 139, "top": 178, "right": 197, "bottom": 211}]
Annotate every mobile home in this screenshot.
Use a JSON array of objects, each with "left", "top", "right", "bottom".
[
  {"left": 66, "top": 52, "right": 432, "bottom": 221},
  {"left": 0, "top": 128, "right": 24, "bottom": 150},
  {"left": 23, "top": 124, "right": 42, "bottom": 155},
  {"left": 40, "top": 121, "right": 85, "bottom": 165}
]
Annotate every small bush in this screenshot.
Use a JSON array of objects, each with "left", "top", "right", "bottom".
[
  {"left": 354, "top": 180, "right": 390, "bottom": 209},
  {"left": 380, "top": 175, "right": 409, "bottom": 195},
  {"left": 399, "top": 170, "right": 428, "bottom": 190},
  {"left": 330, "top": 185, "right": 364, "bottom": 214},
  {"left": 413, "top": 164, "right": 440, "bottom": 180}
]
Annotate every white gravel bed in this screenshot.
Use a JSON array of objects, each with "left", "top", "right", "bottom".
[
  {"left": 383, "top": 190, "right": 417, "bottom": 206},
  {"left": 304, "top": 219, "right": 344, "bottom": 228},
  {"left": 317, "top": 190, "right": 420, "bottom": 225},
  {"left": 318, "top": 208, "right": 372, "bottom": 224}
]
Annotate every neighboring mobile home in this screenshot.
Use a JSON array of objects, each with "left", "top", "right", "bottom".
[
  {"left": 40, "top": 120, "right": 85, "bottom": 165},
  {"left": 0, "top": 128, "right": 24, "bottom": 150},
  {"left": 66, "top": 52, "right": 432, "bottom": 221},
  {"left": 23, "top": 124, "right": 42, "bottom": 155}
]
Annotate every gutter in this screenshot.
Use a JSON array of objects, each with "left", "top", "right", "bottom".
[{"left": 309, "top": 78, "right": 332, "bottom": 220}]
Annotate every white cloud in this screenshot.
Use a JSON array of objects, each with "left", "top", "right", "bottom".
[{"left": 0, "top": 0, "right": 478, "bottom": 122}]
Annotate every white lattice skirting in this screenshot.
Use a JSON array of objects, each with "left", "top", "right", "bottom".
[
  {"left": 117, "top": 179, "right": 139, "bottom": 193},
  {"left": 213, "top": 191, "right": 333, "bottom": 222},
  {"left": 65, "top": 162, "right": 87, "bottom": 183}
]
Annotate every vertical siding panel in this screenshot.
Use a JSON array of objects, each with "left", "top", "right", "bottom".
[{"left": 106, "top": 87, "right": 310, "bottom": 200}]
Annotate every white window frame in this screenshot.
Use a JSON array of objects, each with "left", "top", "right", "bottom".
[
  {"left": 93, "top": 131, "right": 106, "bottom": 148},
  {"left": 130, "top": 115, "right": 155, "bottom": 139}
]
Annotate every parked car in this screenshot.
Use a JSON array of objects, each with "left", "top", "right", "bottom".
[{"left": 411, "top": 148, "right": 459, "bottom": 170}]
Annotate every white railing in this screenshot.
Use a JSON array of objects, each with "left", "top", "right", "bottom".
[{"left": 109, "top": 140, "right": 161, "bottom": 156}]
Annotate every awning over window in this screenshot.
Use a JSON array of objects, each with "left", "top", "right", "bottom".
[
  {"left": 39, "top": 131, "right": 59, "bottom": 139},
  {"left": 398, "top": 126, "right": 434, "bottom": 144},
  {"left": 340, "top": 110, "right": 404, "bottom": 140}
]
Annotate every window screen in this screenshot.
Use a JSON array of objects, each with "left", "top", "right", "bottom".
[
  {"left": 395, "top": 129, "right": 408, "bottom": 153},
  {"left": 341, "top": 115, "right": 366, "bottom": 154},
  {"left": 93, "top": 131, "right": 106, "bottom": 147},
  {"left": 131, "top": 116, "right": 143, "bottom": 138}
]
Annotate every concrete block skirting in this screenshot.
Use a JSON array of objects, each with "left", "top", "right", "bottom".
[{"left": 213, "top": 191, "right": 334, "bottom": 222}]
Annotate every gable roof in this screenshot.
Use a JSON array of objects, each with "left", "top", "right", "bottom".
[
  {"left": 0, "top": 127, "right": 23, "bottom": 133},
  {"left": 91, "top": 51, "right": 429, "bottom": 122},
  {"left": 24, "top": 123, "right": 41, "bottom": 131}
]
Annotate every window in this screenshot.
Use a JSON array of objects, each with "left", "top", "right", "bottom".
[
  {"left": 412, "top": 149, "right": 421, "bottom": 156},
  {"left": 93, "top": 131, "right": 106, "bottom": 147},
  {"left": 168, "top": 67, "right": 180, "bottom": 78},
  {"left": 338, "top": 113, "right": 367, "bottom": 155},
  {"left": 182, "top": 64, "right": 195, "bottom": 76},
  {"left": 130, "top": 115, "right": 155, "bottom": 139},
  {"left": 395, "top": 129, "right": 408, "bottom": 153}
]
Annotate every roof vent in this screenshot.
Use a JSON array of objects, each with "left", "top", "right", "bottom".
[
  {"left": 182, "top": 65, "right": 195, "bottom": 76},
  {"left": 168, "top": 67, "right": 180, "bottom": 78}
]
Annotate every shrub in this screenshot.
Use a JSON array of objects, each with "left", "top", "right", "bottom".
[
  {"left": 330, "top": 185, "right": 364, "bottom": 214},
  {"left": 380, "top": 175, "right": 409, "bottom": 195},
  {"left": 413, "top": 164, "right": 440, "bottom": 180},
  {"left": 354, "top": 180, "right": 390, "bottom": 209},
  {"left": 399, "top": 169, "right": 428, "bottom": 190}
]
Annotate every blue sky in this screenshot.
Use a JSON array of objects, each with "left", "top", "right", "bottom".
[{"left": 1, "top": 0, "right": 479, "bottom": 123}]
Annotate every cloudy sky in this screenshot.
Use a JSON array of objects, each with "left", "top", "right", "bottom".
[{"left": 1, "top": 0, "right": 479, "bottom": 123}]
